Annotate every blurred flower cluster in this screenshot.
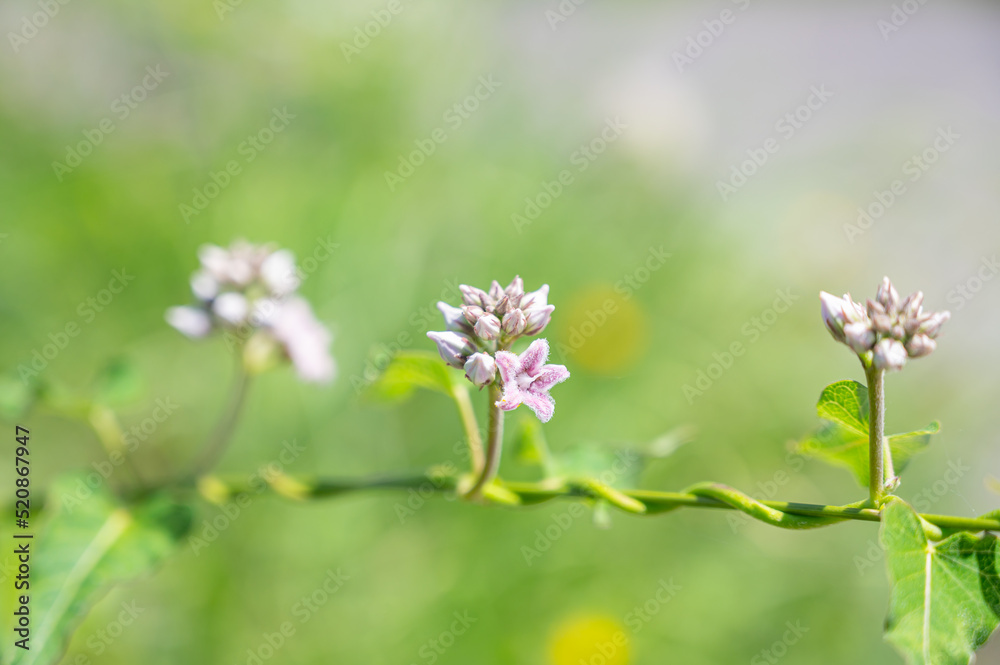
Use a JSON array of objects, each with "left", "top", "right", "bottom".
[
  {"left": 427, "top": 276, "right": 568, "bottom": 422},
  {"left": 166, "top": 240, "right": 335, "bottom": 383},
  {"left": 820, "top": 277, "right": 949, "bottom": 371}
]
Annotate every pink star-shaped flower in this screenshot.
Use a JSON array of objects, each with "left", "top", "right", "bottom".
[{"left": 494, "top": 339, "right": 570, "bottom": 423}]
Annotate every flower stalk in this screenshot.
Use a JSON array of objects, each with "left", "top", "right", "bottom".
[
  {"left": 464, "top": 380, "right": 504, "bottom": 499},
  {"left": 865, "top": 363, "right": 887, "bottom": 506}
]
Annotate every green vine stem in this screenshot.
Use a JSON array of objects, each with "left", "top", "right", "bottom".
[
  {"left": 463, "top": 381, "right": 504, "bottom": 498},
  {"left": 450, "top": 383, "right": 484, "bottom": 473},
  {"left": 865, "top": 363, "right": 887, "bottom": 506},
  {"left": 185, "top": 363, "right": 252, "bottom": 479},
  {"left": 198, "top": 469, "right": 1000, "bottom": 534}
]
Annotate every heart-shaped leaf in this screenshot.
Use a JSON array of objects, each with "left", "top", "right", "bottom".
[
  {"left": 8, "top": 476, "right": 192, "bottom": 665},
  {"left": 365, "top": 351, "right": 456, "bottom": 402},
  {"left": 795, "top": 380, "right": 937, "bottom": 487},
  {"left": 880, "top": 499, "right": 1000, "bottom": 664}
]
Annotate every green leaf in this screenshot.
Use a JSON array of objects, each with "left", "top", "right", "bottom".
[
  {"left": 10, "top": 476, "right": 192, "bottom": 665},
  {"left": 880, "top": 499, "right": 1000, "bottom": 665},
  {"left": 795, "top": 380, "right": 937, "bottom": 487},
  {"left": 366, "top": 351, "right": 455, "bottom": 402},
  {"left": 816, "top": 380, "right": 869, "bottom": 436}
]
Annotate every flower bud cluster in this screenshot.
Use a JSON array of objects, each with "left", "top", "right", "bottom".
[
  {"left": 427, "top": 276, "right": 554, "bottom": 388},
  {"left": 166, "top": 240, "right": 334, "bottom": 383},
  {"left": 820, "top": 276, "right": 949, "bottom": 371}
]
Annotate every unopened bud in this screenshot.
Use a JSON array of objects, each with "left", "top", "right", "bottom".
[
  {"left": 460, "top": 285, "right": 489, "bottom": 308},
  {"left": 464, "top": 352, "right": 496, "bottom": 388},
  {"left": 502, "top": 308, "right": 527, "bottom": 336},
  {"left": 844, "top": 322, "right": 875, "bottom": 354},
  {"left": 819, "top": 292, "right": 849, "bottom": 342},
  {"left": 876, "top": 276, "right": 899, "bottom": 314},
  {"left": 427, "top": 331, "right": 476, "bottom": 368},
  {"left": 520, "top": 284, "right": 550, "bottom": 312},
  {"left": 489, "top": 280, "right": 505, "bottom": 303},
  {"left": 873, "top": 338, "right": 908, "bottom": 372},
  {"left": 505, "top": 275, "right": 524, "bottom": 303},
  {"left": 523, "top": 304, "right": 555, "bottom": 335},
  {"left": 918, "top": 311, "right": 950, "bottom": 338},
  {"left": 463, "top": 305, "right": 484, "bottom": 324},
  {"left": 905, "top": 333, "right": 936, "bottom": 358},
  {"left": 474, "top": 313, "right": 501, "bottom": 340},
  {"left": 437, "top": 301, "right": 471, "bottom": 332}
]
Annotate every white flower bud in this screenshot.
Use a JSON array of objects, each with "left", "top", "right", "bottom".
[
  {"left": 502, "top": 309, "right": 527, "bottom": 336},
  {"left": 876, "top": 276, "right": 899, "bottom": 314},
  {"left": 520, "top": 284, "right": 549, "bottom": 312},
  {"left": 489, "top": 280, "right": 505, "bottom": 303},
  {"left": 437, "top": 302, "right": 471, "bottom": 332},
  {"left": 260, "top": 249, "right": 300, "bottom": 297},
  {"left": 873, "top": 338, "right": 908, "bottom": 372},
  {"left": 190, "top": 271, "right": 219, "bottom": 301},
  {"left": 819, "top": 292, "right": 849, "bottom": 343},
  {"left": 166, "top": 306, "right": 213, "bottom": 339},
  {"left": 523, "top": 304, "right": 554, "bottom": 336},
  {"left": 213, "top": 292, "right": 249, "bottom": 325},
  {"left": 427, "top": 331, "right": 476, "bottom": 368},
  {"left": 474, "top": 313, "right": 501, "bottom": 340},
  {"left": 505, "top": 276, "right": 524, "bottom": 304},
  {"left": 844, "top": 322, "right": 875, "bottom": 354},
  {"left": 462, "top": 305, "right": 484, "bottom": 324},
  {"left": 464, "top": 352, "right": 496, "bottom": 388},
  {"left": 905, "top": 334, "right": 936, "bottom": 358},
  {"left": 460, "top": 285, "right": 489, "bottom": 308},
  {"left": 917, "top": 311, "right": 950, "bottom": 338}
]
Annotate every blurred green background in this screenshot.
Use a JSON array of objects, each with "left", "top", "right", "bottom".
[{"left": 2, "top": 0, "right": 1000, "bottom": 663}]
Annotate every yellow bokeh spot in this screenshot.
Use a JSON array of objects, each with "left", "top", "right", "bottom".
[
  {"left": 548, "top": 615, "right": 631, "bottom": 665},
  {"left": 557, "top": 285, "right": 649, "bottom": 374}
]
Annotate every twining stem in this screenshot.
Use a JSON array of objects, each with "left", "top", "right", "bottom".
[
  {"left": 186, "top": 363, "right": 251, "bottom": 479},
  {"left": 451, "top": 385, "right": 484, "bottom": 473},
  {"left": 865, "top": 364, "right": 887, "bottom": 506},
  {"left": 203, "top": 468, "right": 1000, "bottom": 534},
  {"left": 464, "top": 381, "right": 504, "bottom": 498}
]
